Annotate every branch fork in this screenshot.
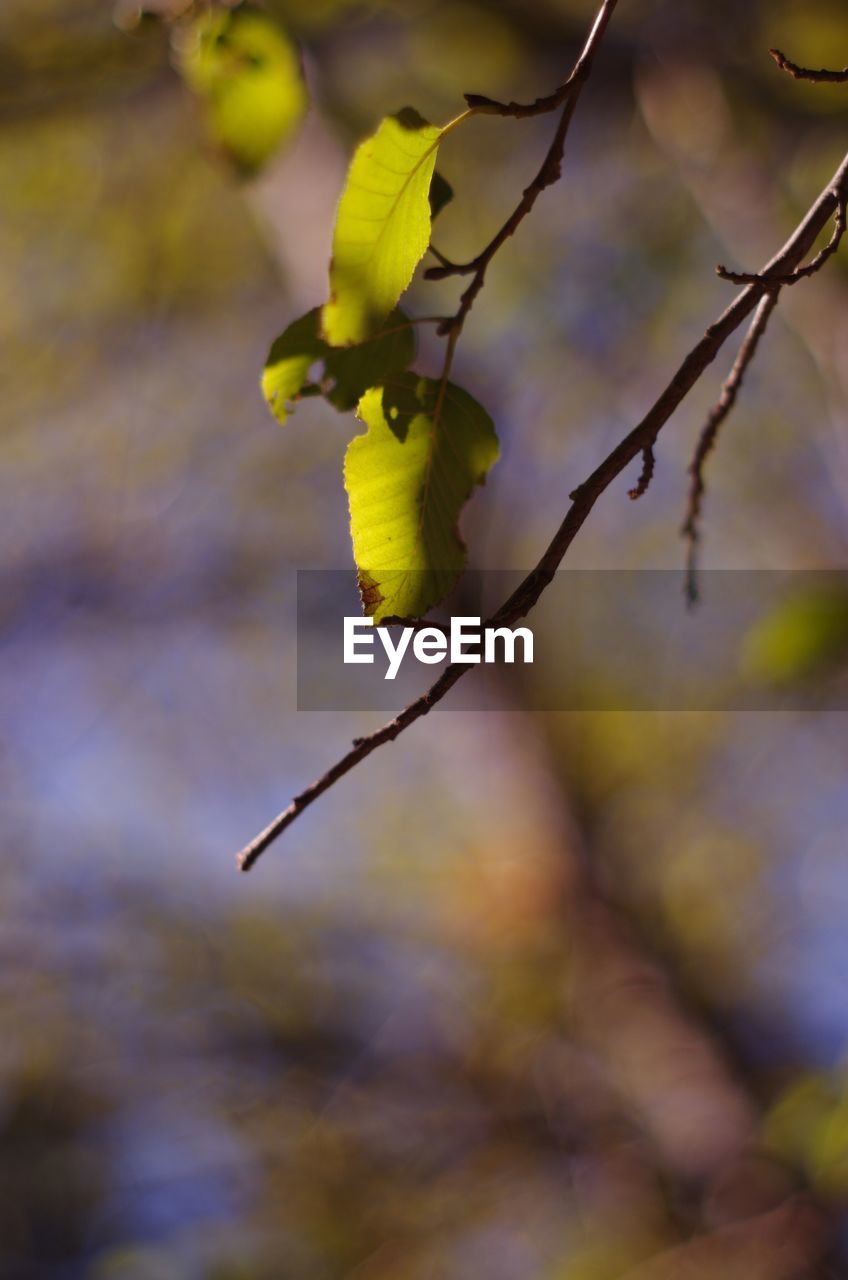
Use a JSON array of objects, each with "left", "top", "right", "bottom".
[{"left": 236, "top": 18, "right": 848, "bottom": 871}]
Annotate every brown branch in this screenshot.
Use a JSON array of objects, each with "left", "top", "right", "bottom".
[
  {"left": 416, "top": 1, "right": 621, "bottom": 540},
  {"left": 237, "top": 148, "right": 848, "bottom": 871},
  {"left": 426, "top": 245, "right": 458, "bottom": 271},
  {"left": 425, "top": 0, "right": 619, "bottom": 322},
  {"left": 717, "top": 195, "right": 847, "bottom": 286},
  {"left": 463, "top": 83, "right": 571, "bottom": 119},
  {"left": 681, "top": 290, "right": 780, "bottom": 606},
  {"left": 769, "top": 47, "right": 848, "bottom": 84}
]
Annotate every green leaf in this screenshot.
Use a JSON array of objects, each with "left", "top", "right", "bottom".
[
  {"left": 176, "top": 5, "right": 307, "bottom": 175},
  {"left": 322, "top": 109, "right": 445, "bottom": 346},
  {"left": 262, "top": 307, "right": 416, "bottom": 424},
  {"left": 345, "top": 374, "right": 499, "bottom": 621},
  {"left": 429, "top": 171, "right": 454, "bottom": 220}
]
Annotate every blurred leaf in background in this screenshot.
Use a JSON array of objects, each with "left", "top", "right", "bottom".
[
  {"left": 742, "top": 584, "right": 848, "bottom": 686},
  {"left": 764, "top": 1072, "right": 848, "bottom": 1199},
  {"left": 174, "top": 3, "right": 307, "bottom": 175}
]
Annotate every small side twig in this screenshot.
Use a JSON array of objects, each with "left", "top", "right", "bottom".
[
  {"left": 717, "top": 196, "right": 847, "bottom": 286},
  {"left": 412, "top": 0, "right": 621, "bottom": 542},
  {"left": 628, "top": 445, "right": 656, "bottom": 500},
  {"left": 681, "top": 290, "right": 780, "bottom": 605},
  {"left": 427, "top": 245, "right": 465, "bottom": 273},
  {"left": 425, "top": 0, "right": 619, "bottom": 303},
  {"left": 463, "top": 84, "right": 572, "bottom": 119},
  {"left": 769, "top": 47, "right": 848, "bottom": 84}
]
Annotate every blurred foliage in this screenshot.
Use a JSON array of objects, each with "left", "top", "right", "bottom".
[
  {"left": 742, "top": 585, "right": 848, "bottom": 685},
  {"left": 764, "top": 1073, "right": 848, "bottom": 1199},
  {"left": 174, "top": 5, "right": 307, "bottom": 175}
]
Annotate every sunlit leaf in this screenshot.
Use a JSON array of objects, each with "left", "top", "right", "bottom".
[
  {"left": 345, "top": 374, "right": 499, "bottom": 621},
  {"left": 322, "top": 109, "right": 446, "bottom": 346},
  {"left": 262, "top": 307, "right": 416, "bottom": 424},
  {"left": 176, "top": 5, "right": 307, "bottom": 175}
]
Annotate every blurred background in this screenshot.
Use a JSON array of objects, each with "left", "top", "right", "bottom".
[{"left": 2, "top": 0, "right": 848, "bottom": 1276}]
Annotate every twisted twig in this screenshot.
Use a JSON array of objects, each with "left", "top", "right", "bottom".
[{"left": 681, "top": 290, "right": 780, "bottom": 605}]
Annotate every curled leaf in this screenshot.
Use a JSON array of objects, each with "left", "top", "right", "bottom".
[{"left": 345, "top": 374, "right": 499, "bottom": 621}]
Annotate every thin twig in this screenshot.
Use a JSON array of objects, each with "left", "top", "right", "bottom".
[
  {"left": 425, "top": 0, "right": 619, "bottom": 302},
  {"left": 681, "top": 290, "right": 780, "bottom": 606},
  {"left": 717, "top": 196, "right": 847, "bottom": 286},
  {"left": 418, "top": 0, "right": 621, "bottom": 552},
  {"left": 237, "top": 149, "right": 848, "bottom": 871},
  {"left": 426, "top": 245, "right": 457, "bottom": 270},
  {"left": 628, "top": 445, "right": 656, "bottom": 500},
  {"left": 463, "top": 84, "right": 571, "bottom": 119},
  {"left": 367, "top": 315, "right": 452, "bottom": 341},
  {"left": 769, "top": 47, "right": 848, "bottom": 84}
]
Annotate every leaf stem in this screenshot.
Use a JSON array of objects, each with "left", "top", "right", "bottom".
[{"left": 439, "top": 106, "right": 479, "bottom": 137}]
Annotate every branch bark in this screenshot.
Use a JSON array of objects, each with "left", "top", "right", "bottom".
[{"left": 238, "top": 147, "right": 848, "bottom": 871}]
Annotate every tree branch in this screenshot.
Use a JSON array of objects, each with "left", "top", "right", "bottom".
[
  {"left": 769, "top": 47, "right": 848, "bottom": 84},
  {"left": 237, "top": 148, "right": 848, "bottom": 871},
  {"left": 681, "top": 289, "right": 780, "bottom": 605}
]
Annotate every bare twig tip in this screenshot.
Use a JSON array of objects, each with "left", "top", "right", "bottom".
[
  {"left": 628, "top": 445, "right": 656, "bottom": 500},
  {"left": 768, "top": 46, "right": 848, "bottom": 84}
]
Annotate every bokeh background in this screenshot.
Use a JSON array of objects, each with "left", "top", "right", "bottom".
[{"left": 2, "top": 0, "right": 848, "bottom": 1276}]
